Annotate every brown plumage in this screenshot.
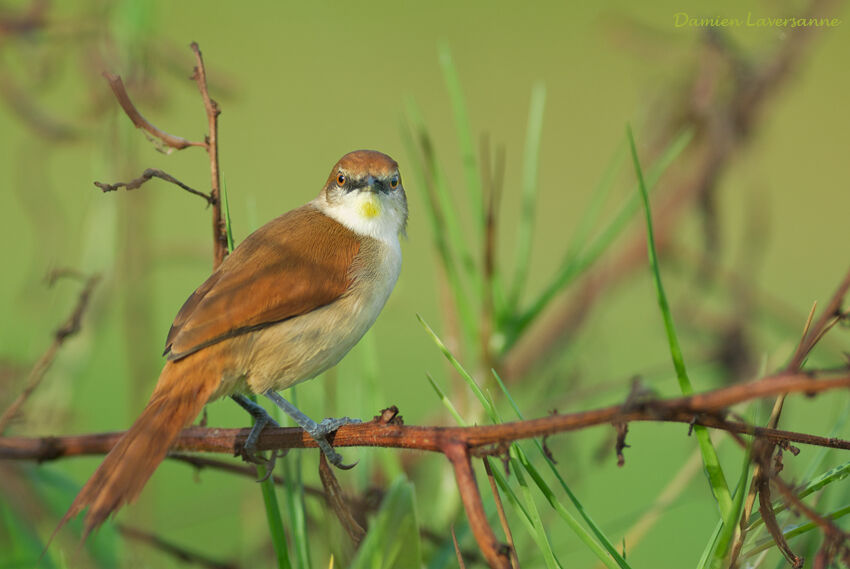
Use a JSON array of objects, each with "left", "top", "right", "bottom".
[
  {"left": 165, "top": 206, "right": 360, "bottom": 359},
  {"left": 54, "top": 150, "right": 406, "bottom": 540}
]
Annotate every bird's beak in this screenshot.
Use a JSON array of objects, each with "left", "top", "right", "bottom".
[{"left": 364, "top": 175, "right": 384, "bottom": 194}]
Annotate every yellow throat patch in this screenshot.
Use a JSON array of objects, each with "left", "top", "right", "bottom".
[{"left": 359, "top": 195, "right": 381, "bottom": 219}]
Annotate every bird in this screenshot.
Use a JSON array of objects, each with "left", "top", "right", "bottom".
[{"left": 57, "top": 149, "right": 408, "bottom": 538}]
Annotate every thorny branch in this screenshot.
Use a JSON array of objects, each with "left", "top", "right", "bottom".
[{"left": 3, "top": 371, "right": 850, "bottom": 567}]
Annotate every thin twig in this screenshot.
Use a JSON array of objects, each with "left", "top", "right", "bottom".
[
  {"left": 771, "top": 475, "right": 850, "bottom": 566},
  {"left": 0, "top": 273, "right": 99, "bottom": 434},
  {"left": 786, "top": 267, "right": 850, "bottom": 372},
  {"left": 189, "top": 42, "right": 227, "bottom": 269},
  {"left": 319, "top": 451, "right": 366, "bottom": 546},
  {"left": 94, "top": 168, "right": 214, "bottom": 205},
  {"left": 484, "top": 458, "right": 519, "bottom": 568},
  {"left": 102, "top": 72, "right": 206, "bottom": 150}
]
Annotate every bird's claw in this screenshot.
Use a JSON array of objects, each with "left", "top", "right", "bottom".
[{"left": 309, "top": 416, "right": 361, "bottom": 470}]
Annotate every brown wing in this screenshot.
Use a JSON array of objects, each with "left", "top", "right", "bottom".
[{"left": 164, "top": 204, "right": 360, "bottom": 360}]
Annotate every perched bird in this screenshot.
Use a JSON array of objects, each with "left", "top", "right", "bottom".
[{"left": 58, "top": 149, "right": 407, "bottom": 537}]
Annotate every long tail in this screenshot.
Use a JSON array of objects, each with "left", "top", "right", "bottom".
[{"left": 56, "top": 355, "right": 220, "bottom": 539}]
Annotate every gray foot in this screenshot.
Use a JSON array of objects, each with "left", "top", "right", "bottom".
[{"left": 264, "top": 390, "right": 360, "bottom": 469}]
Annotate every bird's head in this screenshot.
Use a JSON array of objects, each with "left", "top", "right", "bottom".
[{"left": 318, "top": 150, "right": 408, "bottom": 242}]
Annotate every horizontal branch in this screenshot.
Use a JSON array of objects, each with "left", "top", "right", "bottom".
[{"left": 3, "top": 372, "right": 849, "bottom": 463}]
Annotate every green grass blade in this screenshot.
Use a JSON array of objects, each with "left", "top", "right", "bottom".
[
  {"left": 418, "top": 314, "right": 494, "bottom": 420},
  {"left": 249, "top": 395, "right": 292, "bottom": 569},
  {"left": 512, "top": 129, "right": 693, "bottom": 343},
  {"left": 221, "top": 176, "right": 235, "bottom": 252},
  {"left": 426, "top": 372, "right": 467, "bottom": 425},
  {"left": 437, "top": 40, "right": 484, "bottom": 235},
  {"left": 710, "top": 445, "right": 753, "bottom": 568},
  {"left": 279, "top": 389, "right": 311, "bottom": 569},
  {"left": 507, "top": 82, "right": 547, "bottom": 311},
  {"left": 627, "top": 125, "right": 732, "bottom": 517},
  {"left": 492, "top": 371, "right": 631, "bottom": 569},
  {"left": 508, "top": 449, "right": 562, "bottom": 569},
  {"left": 696, "top": 517, "right": 726, "bottom": 569},
  {"left": 421, "top": 318, "right": 616, "bottom": 568},
  {"left": 489, "top": 407, "right": 562, "bottom": 569},
  {"left": 349, "top": 477, "right": 422, "bottom": 569}
]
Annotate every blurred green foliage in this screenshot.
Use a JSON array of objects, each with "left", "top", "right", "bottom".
[{"left": 1, "top": 1, "right": 849, "bottom": 568}]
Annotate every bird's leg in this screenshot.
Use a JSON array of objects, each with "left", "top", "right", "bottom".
[
  {"left": 263, "top": 390, "right": 360, "bottom": 469},
  {"left": 231, "top": 393, "right": 280, "bottom": 466}
]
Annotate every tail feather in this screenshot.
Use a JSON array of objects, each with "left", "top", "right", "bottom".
[{"left": 55, "top": 356, "right": 220, "bottom": 539}]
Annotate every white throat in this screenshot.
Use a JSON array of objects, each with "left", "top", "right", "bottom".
[{"left": 313, "top": 192, "right": 403, "bottom": 245}]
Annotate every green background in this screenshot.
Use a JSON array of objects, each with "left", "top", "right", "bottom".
[{"left": 1, "top": 1, "right": 848, "bottom": 567}]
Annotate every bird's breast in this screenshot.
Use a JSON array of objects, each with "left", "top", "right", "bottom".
[{"left": 226, "top": 233, "right": 401, "bottom": 396}]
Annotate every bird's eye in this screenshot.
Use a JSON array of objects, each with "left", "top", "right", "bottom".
[
  {"left": 389, "top": 175, "right": 399, "bottom": 189},
  {"left": 337, "top": 173, "right": 346, "bottom": 186}
]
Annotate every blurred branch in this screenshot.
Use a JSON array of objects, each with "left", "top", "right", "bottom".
[
  {"left": 500, "top": 2, "right": 835, "bottom": 380},
  {"left": 0, "top": 271, "right": 99, "bottom": 434},
  {"left": 0, "top": 0, "right": 47, "bottom": 37},
  {"left": 117, "top": 524, "right": 241, "bottom": 569},
  {"left": 0, "top": 70, "right": 79, "bottom": 141}
]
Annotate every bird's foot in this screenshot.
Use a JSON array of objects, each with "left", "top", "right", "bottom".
[
  {"left": 231, "top": 393, "right": 284, "bottom": 471},
  {"left": 307, "top": 417, "right": 361, "bottom": 470}
]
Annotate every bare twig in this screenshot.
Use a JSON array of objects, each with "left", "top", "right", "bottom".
[
  {"left": 102, "top": 72, "right": 206, "bottom": 150},
  {"left": 94, "top": 168, "right": 214, "bottom": 205},
  {"left": 0, "top": 273, "right": 99, "bottom": 434},
  {"left": 452, "top": 525, "right": 468, "bottom": 569},
  {"left": 771, "top": 475, "right": 850, "bottom": 565},
  {"left": 484, "top": 458, "right": 519, "bottom": 568},
  {"left": 319, "top": 452, "right": 366, "bottom": 546},
  {"left": 189, "top": 42, "right": 227, "bottom": 269},
  {"left": 101, "top": 43, "right": 227, "bottom": 269},
  {"left": 786, "top": 267, "right": 850, "bottom": 372}
]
